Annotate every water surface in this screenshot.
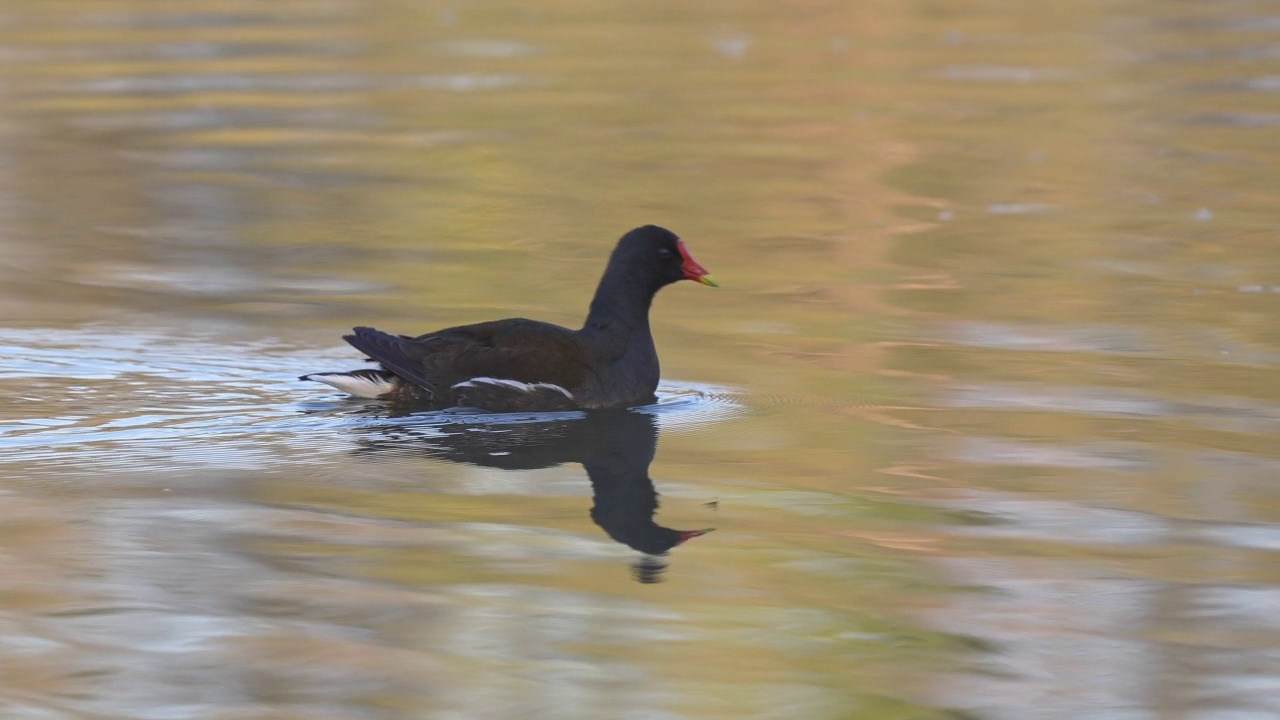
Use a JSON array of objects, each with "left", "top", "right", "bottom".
[{"left": 1, "top": 1, "right": 1278, "bottom": 718}]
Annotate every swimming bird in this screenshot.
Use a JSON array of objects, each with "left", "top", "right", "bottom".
[{"left": 301, "top": 225, "right": 717, "bottom": 411}]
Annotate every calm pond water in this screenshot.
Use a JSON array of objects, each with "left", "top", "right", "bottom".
[{"left": 2, "top": 1, "right": 1279, "bottom": 718}]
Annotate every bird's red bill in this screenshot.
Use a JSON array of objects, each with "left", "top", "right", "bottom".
[
  {"left": 675, "top": 528, "right": 714, "bottom": 546},
  {"left": 677, "top": 239, "right": 718, "bottom": 287}
]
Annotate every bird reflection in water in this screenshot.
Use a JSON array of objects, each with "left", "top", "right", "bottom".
[{"left": 352, "top": 409, "right": 712, "bottom": 583}]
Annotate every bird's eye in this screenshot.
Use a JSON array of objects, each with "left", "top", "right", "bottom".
[{"left": 658, "top": 247, "right": 673, "bottom": 259}]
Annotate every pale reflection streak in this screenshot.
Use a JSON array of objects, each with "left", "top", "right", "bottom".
[
  {"left": 64, "top": 73, "right": 530, "bottom": 95},
  {"left": 942, "top": 319, "right": 1280, "bottom": 365},
  {"left": 919, "top": 322, "right": 1280, "bottom": 718},
  {"left": 925, "top": 558, "right": 1160, "bottom": 717},
  {"left": 0, "top": 476, "right": 699, "bottom": 717},
  {"left": 951, "top": 437, "right": 1150, "bottom": 471},
  {"left": 946, "top": 383, "right": 1280, "bottom": 434},
  {"left": 10, "top": 500, "right": 444, "bottom": 719}
]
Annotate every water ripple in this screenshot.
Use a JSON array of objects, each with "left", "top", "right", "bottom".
[
  {"left": 0, "top": 327, "right": 745, "bottom": 477},
  {"left": 64, "top": 73, "right": 532, "bottom": 96}
]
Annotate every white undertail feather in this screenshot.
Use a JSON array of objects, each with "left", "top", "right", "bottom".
[
  {"left": 303, "top": 371, "right": 396, "bottom": 399},
  {"left": 451, "top": 377, "right": 574, "bottom": 399}
]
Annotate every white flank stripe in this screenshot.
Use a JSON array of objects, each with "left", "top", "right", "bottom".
[
  {"left": 452, "top": 376, "right": 573, "bottom": 400},
  {"left": 306, "top": 372, "right": 396, "bottom": 399}
]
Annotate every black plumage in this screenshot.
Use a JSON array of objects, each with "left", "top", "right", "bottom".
[{"left": 302, "top": 225, "right": 716, "bottom": 411}]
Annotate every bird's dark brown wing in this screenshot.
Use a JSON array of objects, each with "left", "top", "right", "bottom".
[
  {"left": 346, "top": 319, "right": 590, "bottom": 396},
  {"left": 343, "top": 327, "right": 441, "bottom": 395}
]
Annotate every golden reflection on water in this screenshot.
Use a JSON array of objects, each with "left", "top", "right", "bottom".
[{"left": 0, "top": 0, "right": 1278, "bottom": 718}]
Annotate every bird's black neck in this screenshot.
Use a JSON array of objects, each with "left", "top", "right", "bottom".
[{"left": 581, "top": 260, "right": 658, "bottom": 342}]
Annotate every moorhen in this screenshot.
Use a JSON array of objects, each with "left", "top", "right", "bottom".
[{"left": 301, "top": 225, "right": 717, "bottom": 411}]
